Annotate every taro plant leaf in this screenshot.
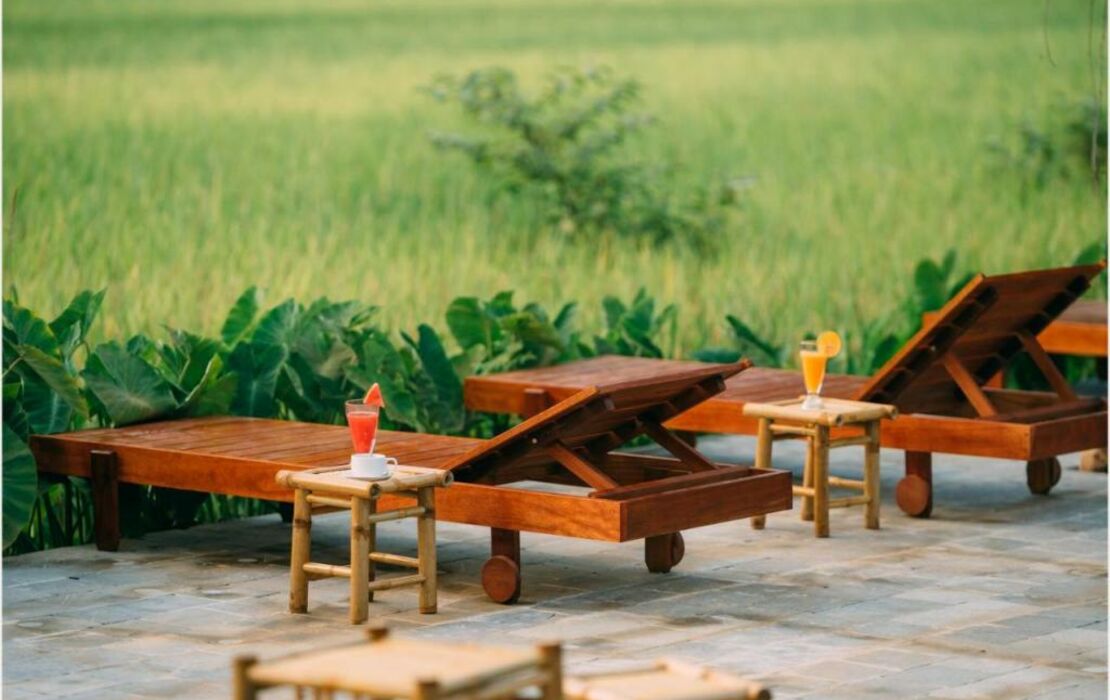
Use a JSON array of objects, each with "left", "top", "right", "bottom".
[
  {"left": 48, "top": 289, "right": 105, "bottom": 357},
  {"left": 411, "top": 324, "right": 464, "bottom": 431},
  {"left": 2, "top": 300, "right": 58, "bottom": 356},
  {"left": 1074, "top": 242, "right": 1108, "bottom": 265},
  {"left": 227, "top": 341, "right": 287, "bottom": 418},
  {"left": 502, "top": 312, "right": 564, "bottom": 352},
  {"left": 350, "top": 331, "right": 419, "bottom": 430},
  {"left": 3, "top": 381, "right": 30, "bottom": 440},
  {"left": 692, "top": 347, "right": 744, "bottom": 364},
  {"left": 446, "top": 297, "right": 500, "bottom": 350},
  {"left": 18, "top": 345, "right": 88, "bottom": 422},
  {"left": 3, "top": 422, "right": 39, "bottom": 549},
  {"left": 912, "top": 258, "right": 948, "bottom": 312},
  {"left": 725, "top": 315, "right": 781, "bottom": 366},
  {"left": 221, "top": 286, "right": 261, "bottom": 346},
  {"left": 252, "top": 299, "right": 298, "bottom": 348},
  {"left": 83, "top": 342, "right": 179, "bottom": 426},
  {"left": 178, "top": 355, "right": 235, "bottom": 417},
  {"left": 19, "top": 370, "right": 73, "bottom": 434}
]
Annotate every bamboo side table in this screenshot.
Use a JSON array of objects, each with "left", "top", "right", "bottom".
[
  {"left": 745, "top": 398, "right": 896, "bottom": 538},
  {"left": 234, "top": 626, "right": 563, "bottom": 700},
  {"left": 276, "top": 465, "right": 453, "bottom": 624},
  {"left": 565, "top": 659, "right": 770, "bottom": 700}
]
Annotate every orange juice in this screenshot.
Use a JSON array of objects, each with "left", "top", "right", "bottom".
[{"left": 800, "top": 349, "right": 827, "bottom": 394}]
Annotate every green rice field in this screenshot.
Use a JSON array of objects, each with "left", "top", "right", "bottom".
[{"left": 4, "top": 0, "right": 1105, "bottom": 355}]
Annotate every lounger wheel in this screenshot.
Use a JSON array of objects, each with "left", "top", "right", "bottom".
[
  {"left": 1026, "top": 458, "right": 1062, "bottom": 495},
  {"left": 644, "top": 532, "right": 685, "bottom": 573},
  {"left": 481, "top": 555, "right": 522, "bottom": 604},
  {"left": 895, "top": 474, "right": 933, "bottom": 518}
]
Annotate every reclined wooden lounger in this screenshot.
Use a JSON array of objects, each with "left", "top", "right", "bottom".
[
  {"left": 30, "top": 360, "right": 791, "bottom": 603},
  {"left": 465, "top": 263, "right": 1108, "bottom": 519}
]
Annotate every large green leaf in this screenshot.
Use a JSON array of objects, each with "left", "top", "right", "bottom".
[
  {"left": 252, "top": 299, "right": 298, "bottom": 347},
  {"left": 2, "top": 300, "right": 58, "bottom": 356},
  {"left": 49, "top": 289, "right": 105, "bottom": 357},
  {"left": 227, "top": 341, "right": 287, "bottom": 417},
  {"left": 178, "top": 355, "right": 236, "bottom": 417},
  {"left": 3, "top": 423, "right": 39, "bottom": 549},
  {"left": 446, "top": 297, "right": 500, "bottom": 350},
  {"left": 19, "top": 345, "right": 88, "bottom": 420},
  {"left": 350, "top": 331, "right": 419, "bottom": 429},
  {"left": 19, "top": 370, "right": 73, "bottom": 434},
  {"left": 2, "top": 381, "right": 30, "bottom": 441},
  {"left": 221, "top": 286, "right": 261, "bottom": 346},
  {"left": 83, "top": 342, "right": 178, "bottom": 426}
]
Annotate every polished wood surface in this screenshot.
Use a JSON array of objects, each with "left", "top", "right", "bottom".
[{"left": 923, "top": 298, "right": 1107, "bottom": 358}]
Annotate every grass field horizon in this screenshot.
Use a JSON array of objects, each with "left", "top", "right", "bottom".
[{"left": 4, "top": 0, "right": 1106, "bottom": 362}]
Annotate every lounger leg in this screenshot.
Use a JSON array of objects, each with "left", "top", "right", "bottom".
[
  {"left": 645, "top": 532, "right": 685, "bottom": 573},
  {"left": 417, "top": 488, "right": 437, "bottom": 614},
  {"left": 90, "top": 450, "right": 120, "bottom": 552},
  {"left": 350, "top": 497, "right": 370, "bottom": 624},
  {"left": 896, "top": 451, "right": 933, "bottom": 518},
  {"left": 751, "top": 418, "right": 772, "bottom": 530},
  {"left": 522, "top": 388, "right": 552, "bottom": 417},
  {"left": 289, "top": 488, "right": 311, "bottom": 614},
  {"left": 482, "top": 528, "right": 522, "bottom": 604}
]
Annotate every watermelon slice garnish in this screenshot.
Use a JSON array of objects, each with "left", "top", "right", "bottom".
[{"left": 363, "top": 383, "right": 385, "bottom": 407}]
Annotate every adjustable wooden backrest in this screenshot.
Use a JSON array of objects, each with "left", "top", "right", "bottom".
[
  {"left": 445, "top": 360, "right": 752, "bottom": 490},
  {"left": 856, "top": 262, "right": 1106, "bottom": 416}
]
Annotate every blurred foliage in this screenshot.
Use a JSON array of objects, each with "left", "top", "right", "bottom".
[
  {"left": 426, "top": 66, "right": 732, "bottom": 249},
  {"left": 988, "top": 96, "right": 1108, "bottom": 190}
]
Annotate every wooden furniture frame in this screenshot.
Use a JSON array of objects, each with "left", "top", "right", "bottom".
[
  {"left": 924, "top": 298, "right": 1107, "bottom": 359},
  {"left": 30, "top": 361, "right": 791, "bottom": 603},
  {"left": 744, "top": 398, "right": 895, "bottom": 537},
  {"left": 465, "top": 264, "right": 1107, "bottom": 519},
  {"left": 565, "top": 660, "right": 770, "bottom": 700},
  {"left": 234, "top": 625, "right": 563, "bottom": 699},
  {"left": 276, "top": 465, "right": 451, "bottom": 623}
]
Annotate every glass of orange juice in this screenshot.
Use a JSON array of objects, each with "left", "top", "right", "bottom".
[{"left": 800, "top": 340, "right": 827, "bottom": 410}]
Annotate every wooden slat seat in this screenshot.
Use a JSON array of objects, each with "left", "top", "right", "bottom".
[{"left": 466, "top": 263, "right": 1108, "bottom": 519}]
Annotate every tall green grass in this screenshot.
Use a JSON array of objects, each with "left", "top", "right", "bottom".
[{"left": 4, "top": 0, "right": 1105, "bottom": 362}]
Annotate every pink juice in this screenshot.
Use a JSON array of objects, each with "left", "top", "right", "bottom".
[{"left": 348, "top": 412, "right": 380, "bottom": 454}]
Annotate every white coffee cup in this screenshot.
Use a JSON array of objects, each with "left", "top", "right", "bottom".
[{"left": 350, "top": 453, "right": 397, "bottom": 479}]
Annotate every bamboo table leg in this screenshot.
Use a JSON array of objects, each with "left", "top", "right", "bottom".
[
  {"left": 350, "top": 497, "right": 370, "bottom": 625},
  {"left": 367, "top": 497, "right": 377, "bottom": 603},
  {"left": 864, "top": 421, "right": 881, "bottom": 530},
  {"left": 417, "top": 487, "right": 437, "bottom": 614},
  {"left": 750, "top": 418, "right": 773, "bottom": 530},
  {"left": 800, "top": 438, "right": 815, "bottom": 522},
  {"left": 289, "top": 488, "right": 311, "bottom": 614},
  {"left": 813, "top": 426, "right": 829, "bottom": 538}
]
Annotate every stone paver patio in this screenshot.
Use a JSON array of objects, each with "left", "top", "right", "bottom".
[{"left": 3, "top": 437, "right": 1107, "bottom": 699}]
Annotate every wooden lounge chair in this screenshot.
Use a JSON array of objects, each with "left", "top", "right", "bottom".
[
  {"left": 31, "top": 360, "right": 791, "bottom": 603},
  {"left": 465, "top": 263, "right": 1108, "bottom": 519}
]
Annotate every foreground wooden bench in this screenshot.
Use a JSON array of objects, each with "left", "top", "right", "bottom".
[
  {"left": 466, "top": 264, "right": 1108, "bottom": 519},
  {"left": 31, "top": 362, "right": 791, "bottom": 603}
]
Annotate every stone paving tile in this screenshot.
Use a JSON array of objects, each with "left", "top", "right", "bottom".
[{"left": 2, "top": 439, "right": 1107, "bottom": 699}]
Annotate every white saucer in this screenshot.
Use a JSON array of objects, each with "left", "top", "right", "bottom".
[{"left": 340, "top": 469, "right": 393, "bottom": 482}]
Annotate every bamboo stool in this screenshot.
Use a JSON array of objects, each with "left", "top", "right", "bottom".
[
  {"left": 565, "top": 660, "right": 770, "bottom": 700},
  {"left": 745, "top": 398, "right": 896, "bottom": 538},
  {"left": 276, "top": 465, "right": 453, "bottom": 624},
  {"left": 233, "top": 625, "right": 563, "bottom": 700}
]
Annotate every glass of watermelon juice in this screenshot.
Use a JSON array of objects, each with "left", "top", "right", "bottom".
[{"left": 344, "top": 400, "right": 380, "bottom": 455}]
